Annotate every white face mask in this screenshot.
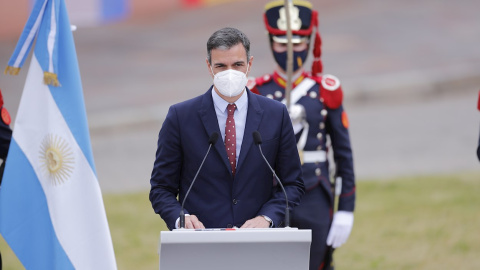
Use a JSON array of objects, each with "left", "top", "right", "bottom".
[{"left": 211, "top": 65, "right": 249, "bottom": 98}]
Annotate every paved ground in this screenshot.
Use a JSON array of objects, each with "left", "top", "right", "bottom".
[{"left": 1, "top": 0, "right": 479, "bottom": 193}]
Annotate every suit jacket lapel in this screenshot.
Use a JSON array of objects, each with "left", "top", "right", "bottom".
[
  {"left": 237, "top": 90, "right": 264, "bottom": 171},
  {"left": 199, "top": 87, "right": 231, "bottom": 173}
]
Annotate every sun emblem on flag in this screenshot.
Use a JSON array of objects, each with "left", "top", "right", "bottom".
[{"left": 39, "top": 134, "right": 74, "bottom": 185}]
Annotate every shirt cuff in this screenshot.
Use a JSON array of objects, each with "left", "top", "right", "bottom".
[
  {"left": 175, "top": 214, "right": 190, "bottom": 229},
  {"left": 261, "top": 215, "right": 274, "bottom": 228}
]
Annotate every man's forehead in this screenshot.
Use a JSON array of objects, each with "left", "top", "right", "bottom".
[
  {"left": 211, "top": 44, "right": 247, "bottom": 61},
  {"left": 211, "top": 58, "right": 247, "bottom": 65}
]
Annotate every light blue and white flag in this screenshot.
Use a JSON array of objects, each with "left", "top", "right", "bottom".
[{"left": 0, "top": 0, "right": 117, "bottom": 269}]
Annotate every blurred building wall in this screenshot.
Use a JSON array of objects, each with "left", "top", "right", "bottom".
[
  {"left": 0, "top": 0, "right": 232, "bottom": 40},
  {"left": 130, "top": 0, "right": 180, "bottom": 20},
  {"left": 0, "top": 1, "right": 30, "bottom": 40}
]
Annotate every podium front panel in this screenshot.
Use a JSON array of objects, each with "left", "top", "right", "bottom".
[{"left": 159, "top": 228, "right": 311, "bottom": 270}]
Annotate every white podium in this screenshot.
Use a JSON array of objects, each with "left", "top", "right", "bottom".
[{"left": 158, "top": 228, "right": 311, "bottom": 270}]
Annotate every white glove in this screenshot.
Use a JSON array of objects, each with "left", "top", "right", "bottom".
[
  {"left": 288, "top": 104, "right": 306, "bottom": 134},
  {"left": 326, "top": 211, "right": 354, "bottom": 248}
]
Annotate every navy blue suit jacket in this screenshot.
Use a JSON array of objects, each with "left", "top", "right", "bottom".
[{"left": 149, "top": 87, "right": 305, "bottom": 229}]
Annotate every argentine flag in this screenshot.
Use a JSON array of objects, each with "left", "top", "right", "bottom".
[{"left": 0, "top": 0, "right": 117, "bottom": 269}]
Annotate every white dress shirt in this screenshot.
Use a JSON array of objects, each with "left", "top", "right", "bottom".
[{"left": 212, "top": 88, "right": 248, "bottom": 165}]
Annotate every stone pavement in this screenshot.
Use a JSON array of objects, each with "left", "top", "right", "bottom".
[{"left": 0, "top": 0, "right": 479, "bottom": 192}]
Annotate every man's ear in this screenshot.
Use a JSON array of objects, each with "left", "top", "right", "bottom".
[
  {"left": 206, "top": 58, "right": 214, "bottom": 77},
  {"left": 247, "top": 56, "right": 254, "bottom": 76}
]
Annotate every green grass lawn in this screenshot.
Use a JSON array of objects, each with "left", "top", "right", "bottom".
[
  {"left": 1, "top": 172, "right": 479, "bottom": 269},
  {"left": 335, "top": 172, "right": 480, "bottom": 270}
]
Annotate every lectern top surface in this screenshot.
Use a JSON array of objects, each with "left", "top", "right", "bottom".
[{"left": 161, "top": 228, "right": 311, "bottom": 244}]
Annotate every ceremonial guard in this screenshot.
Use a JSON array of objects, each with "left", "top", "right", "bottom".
[
  {"left": 0, "top": 88, "right": 12, "bottom": 270},
  {"left": 249, "top": 1, "right": 355, "bottom": 269}
]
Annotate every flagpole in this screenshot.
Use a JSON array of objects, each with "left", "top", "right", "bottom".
[{"left": 284, "top": 0, "right": 293, "bottom": 109}]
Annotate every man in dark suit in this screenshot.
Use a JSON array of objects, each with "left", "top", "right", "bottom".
[{"left": 149, "top": 27, "right": 305, "bottom": 230}]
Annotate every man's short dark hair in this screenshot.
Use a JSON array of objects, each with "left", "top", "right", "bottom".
[{"left": 207, "top": 27, "right": 251, "bottom": 64}]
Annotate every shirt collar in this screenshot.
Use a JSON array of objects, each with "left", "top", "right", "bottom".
[{"left": 212, "top": 87, "right": 248, "bottom": 113}]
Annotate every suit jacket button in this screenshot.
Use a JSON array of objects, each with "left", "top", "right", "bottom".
[
  {"left": 233, "top": 199, "right": 238, "bottom": 205},
  {"left": 227, "top": 224, "right": 232, "bottom": 228}
]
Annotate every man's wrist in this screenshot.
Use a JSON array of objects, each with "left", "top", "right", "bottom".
[
  {"left": 261, "top": 215, "right": 273, "bottom": 227},
  {"left": 175, "top": 214, "right": 190, "bottom": 229}
]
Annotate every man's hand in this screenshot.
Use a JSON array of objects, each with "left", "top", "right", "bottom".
[
  {"left": 184, "top": 215, "right": 205, "bottom": 229},
  {"left": 240, "top": 216, "right": 271, "bottom": 228},
  {"left": 326, "top": 211, "right": 354, "bottom": 248}
]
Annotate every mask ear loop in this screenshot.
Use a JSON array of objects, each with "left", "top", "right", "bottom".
[
  {"left": 210, "top": 64, "right": 219, "bottom": 92},
  {"left": 210, "top": 63, "right": 216, "bottom": 77},
  {"left": 245, "top": 62, "right": 251, "bottom": 76}
]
